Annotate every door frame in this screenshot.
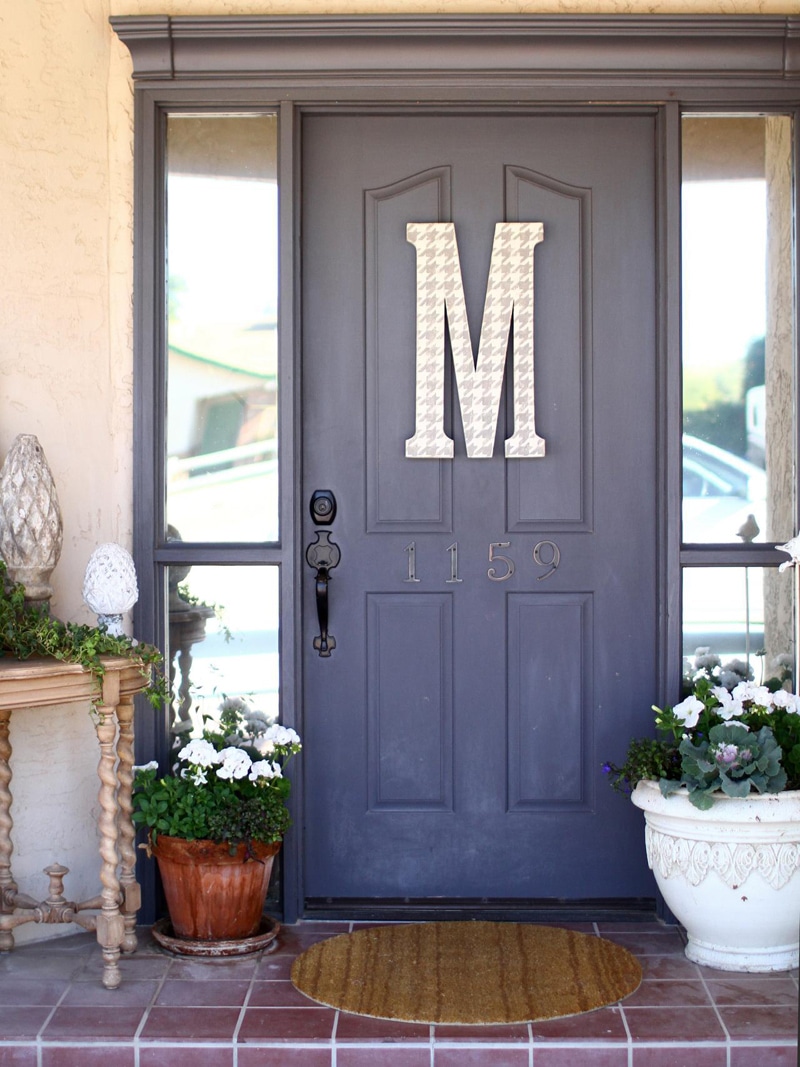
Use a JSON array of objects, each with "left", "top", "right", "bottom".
[{"left": 114, "top": 14, "right": 800, "bottom": 923}]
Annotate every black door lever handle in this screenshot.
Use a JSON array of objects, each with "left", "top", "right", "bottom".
[{"left": 306, "top": 529, "right": 340, "bottom": 657}]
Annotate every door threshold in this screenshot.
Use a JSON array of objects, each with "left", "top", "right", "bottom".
[{"left": 303, "top": 897, "right": 659, "bottom": 923}]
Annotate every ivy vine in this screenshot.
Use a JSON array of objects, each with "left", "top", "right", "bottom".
[{"left": 0, "top": 561, "right": 165, "bottom": 709}]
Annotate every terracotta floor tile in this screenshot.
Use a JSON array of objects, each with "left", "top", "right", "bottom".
[
  {"left": 624, "top": 1007, "right": 726, "bottom": 1043},
  {"left": 624, "top": 979, "right": 711, "bottom": 1007},
  {"left": 163, "top": 957, "right": 258, "bottom": 982},
  {"left": 59, "top": 978, "right": 159, "bottom": 1007},
  {"left": 154, "top": 978, "right": 251, "bottom": 1007},
  {"left": 256, "top": 953, "right": 297, "bottom": 980},
  {"left": 433, "top": 1023, "right": 529, "bottom": 1042},
  {"left": 40, "top": 1006, "right": 145, "bottom": 1042},
  {"left": 238, "top": 1050, "right": 331, "bottom": 1067},
  {"left": 248, "top": 979, "right": 322, "bottom": 1008},
  {"left": 42, "top": 1046, "right": 137, "bottom": 1067},
  {"left": 434, "top": 1048, "right": 530, "bottom": 1066},
  {"left": 533, "top": 1049, "right": 629, "bottom": 1067},
  {"left": 717, "top": 1004, "right": 799, "bottom": 1041},
  {"left": 729, "top": 1045, "right": 799, "bottom": 1067},
  {"left": 237, "top": 1006, "right": 337, "bottom": 1042},
  {"left": 0, "top": 978, "right": 69, "bottom": 1005},
  {"left": 531, "top": 1007, "right": 628, "bottom": 1042},
  {"left": 705, "top": 977, "right": 799, "bottom": 1008},
  {"left": 139, "top": 1047, "right": 234, "bottom": 1067},
  {"left": 337, "top": 1050, "right": 431, "bottom": 1067},
  {"left": 0, "top": 1045, "right": 37, "bottom": 1065},
  {"left": 140, "top": 1006, "right": 242, "bottom": 1041},
  {"left": 637, "top": 956, "right": 703, "bottom": 980},
  {"left": 630, "top": 1047, "right": 727, "bottom": 1067},
  {"left": 335, "top": 1012, "right": 430, "bottom": 1041},
  {"left": 603, "top": 931, "right": 686, "bottom": 956}
]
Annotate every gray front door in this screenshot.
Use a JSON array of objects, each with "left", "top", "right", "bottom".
[{"left": 302, "top": 112, "right": 658, "bottom": 905}]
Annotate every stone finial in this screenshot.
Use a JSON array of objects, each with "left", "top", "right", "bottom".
[{"left": 0, "top": 434, "right": 63, "bottom": 609}]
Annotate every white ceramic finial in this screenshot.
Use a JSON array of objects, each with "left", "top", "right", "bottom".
[{"left": 83, "top": 543, "right": 139, "bottom": 636}]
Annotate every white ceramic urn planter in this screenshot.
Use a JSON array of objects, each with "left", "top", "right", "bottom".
[{"left": 632, "top": 780, "right": 800, "bottom": 972}]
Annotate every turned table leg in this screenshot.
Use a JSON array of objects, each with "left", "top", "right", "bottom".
[
  {"left": 0, "top": 708, "right": 17, "bottom": 951},
  {"left": 94, "top": 685, "right": 125, "bottom": 990},
  {"left": 115, "top": 694, "right": 140, "bottom": 953}
]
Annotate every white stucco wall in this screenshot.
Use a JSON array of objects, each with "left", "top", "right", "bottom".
[{"left": 0, "top": 0, "right": 793, "bottom": 943}]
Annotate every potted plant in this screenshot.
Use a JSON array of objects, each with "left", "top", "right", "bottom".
[
  {"left": 133, "top": 698, "right": 301, "bottom": 944},
  {"left": 605, "top": 651, "right": 800, "bottom": 972}
]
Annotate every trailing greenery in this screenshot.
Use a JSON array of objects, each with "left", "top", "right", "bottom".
[
  {"left": 0, "top": 560, "right": 165, "bottom": 709},
  {"left": 133, "top": 699, "right": 301, "bottom": 851}
]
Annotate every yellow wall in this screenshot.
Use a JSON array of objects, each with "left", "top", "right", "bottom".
[{"left": 0, "top": 0, "right": 795, "bottom": 942}]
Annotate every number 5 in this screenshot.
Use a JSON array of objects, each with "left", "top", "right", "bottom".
[{"left": 488, "top": 542, "right": 515, "bottom": 582}]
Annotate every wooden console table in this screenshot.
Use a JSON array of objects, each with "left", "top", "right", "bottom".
[{"left": 0, "top": 655, "right": 149, "bottom": 989}]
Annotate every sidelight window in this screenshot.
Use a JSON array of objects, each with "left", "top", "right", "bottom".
[
  {"left": 163, "top": 113, "right": 282, "bottom": 749},
  {"left": 681, "top": 114, "right": 796, "bottom": 685}
]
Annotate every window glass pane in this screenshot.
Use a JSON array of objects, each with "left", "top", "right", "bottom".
[
  {"left": 681, "top": 115, "right": 795, "bottom": 544},
  {"left": 167, "top": 564, "right": 280, "bottom": 746},
  {"left": 683, "top": 566, "right": 794, "bottom": 691},
  {"left": 166, "top": 114, "right": 279, "bottom": 542}
]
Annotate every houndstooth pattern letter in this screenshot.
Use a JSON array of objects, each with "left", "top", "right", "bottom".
[{"left": 405, "top": 222, "right": 545, "bottom": 460}]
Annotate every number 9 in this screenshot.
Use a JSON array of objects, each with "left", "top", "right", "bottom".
[{"left": 532, "top": 540, "right": 560, "bottom": 581}]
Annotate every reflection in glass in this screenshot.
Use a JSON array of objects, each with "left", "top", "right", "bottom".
[
  {"left": 167, "top": 564, "right": 280, "bottom": 746},
  {"left": 681, "top": 116, "right": 794, "bottom": 544},
  {"left": 166, "top": 114, "right": 279, "bottom": 543},
  {"left": 683, "top": 566, "right": 794, "bottom": 689}
]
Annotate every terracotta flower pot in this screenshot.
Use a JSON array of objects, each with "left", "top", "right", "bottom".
[{"left": 151, "top": 835, "right": 280, "bottom": 941}]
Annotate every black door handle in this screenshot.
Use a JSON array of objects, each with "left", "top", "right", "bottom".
[{"left": 306, "top": 492, "right": 340, "bottom": 657}]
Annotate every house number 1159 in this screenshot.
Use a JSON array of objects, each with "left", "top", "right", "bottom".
[{"left": 403, "top": 540, "right": 560, "bottom": 583}]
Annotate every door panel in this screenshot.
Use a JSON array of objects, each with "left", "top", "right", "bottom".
[{"left": 302, "top": 113, "right": 658, "bottom": 902}]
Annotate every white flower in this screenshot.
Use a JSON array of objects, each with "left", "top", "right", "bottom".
[
  {"left": 772, "top": 690, "right": 800, "bottom": 714},
  {"left": 133, "top": 760, "right": 159, "bottom": 773},
  {"left": 215, "top": 747, "right": 252, "bottom": 781},
  {"left": 264, "top": 724, "right": 301, "bottom": 748},
  {"left": 253, "top": 737, "right": 277, "bottom": 757},
  {"left": 711, "top": 687, "right": 744, "bottom": 721},
  {"left": 188, "top": 767, "right": 208, "bottom": 786},
  {"left": 179, "top": 738, "right": 222, "bottom": 768},
  {"left": 731, "top": 681, "right": 772, "bottom": 708},
  {"left": 249, "top": 759, "right": 282, "bottom": 782},
  {"left": 672, "top": 695, "right": 704, "bottom": 728},
  {"left": 777, "top": 534, "right": 800, "bottom": 571}
]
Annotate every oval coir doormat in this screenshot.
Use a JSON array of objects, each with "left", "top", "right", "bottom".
[{"left": 291, "top": 921, "right": 642, "bottom": 1024}]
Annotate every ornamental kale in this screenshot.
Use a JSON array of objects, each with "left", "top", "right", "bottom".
[{"left": 660, "top": 722, "right": 787, "bottom": 810}]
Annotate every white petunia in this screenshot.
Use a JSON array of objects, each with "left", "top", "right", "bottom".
[
  {"left": 672, "top": 695, "right": 704, "bottom": 728},
  {"left": 179, "top": 739, "right": 222, "bottom": 768},
  {"left": 731, "top": 681, "right": 772, "bottom": 708},
  {"left": 133, "top": 760, "right": 159, "bottom": 773},
  {"left": 711, "top": 687, "right": 744, "bottom": 721},
  {"left": 772, "top": 690, "right": 800, "bottom": 715}
]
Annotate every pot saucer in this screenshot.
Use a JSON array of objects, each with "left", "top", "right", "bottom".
[{"left": 151, "top": 916, "right": 280, "bottom": 957}]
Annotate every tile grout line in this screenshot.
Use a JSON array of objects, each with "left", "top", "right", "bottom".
[
  {"left": 231, "top": 948, "right": 265, "bottom": 1067},
  {"left": 695, "top": 962, "right": 733, "bottom": 1067},
  {"left": 34, "top": 945, "right": 96, "bottom": 1067},
  {"left": 132, "top": 946, "right": 174, "bottom": 1067}
]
